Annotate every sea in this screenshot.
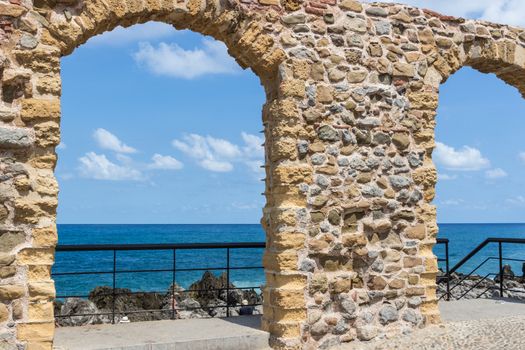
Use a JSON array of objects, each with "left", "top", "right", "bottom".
[{"left": 53, "top": 223, "right": 525, "bottom": 298}]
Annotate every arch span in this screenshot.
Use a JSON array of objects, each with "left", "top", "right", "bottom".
[{"left": 1, "top": 1, "right": 525, "bottom": 349}]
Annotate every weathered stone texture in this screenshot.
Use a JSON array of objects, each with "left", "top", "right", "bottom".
[{"left": 0, "top": 0, "right": 524, "bottom": 349}]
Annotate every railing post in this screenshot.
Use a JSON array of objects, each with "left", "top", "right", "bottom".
[
  {"left": 171, "top": 249, "right": 176, "bottom": 320},
  {"left": 499, "top": 241, "right": 504, "bottom": 298},
  {"left": 226, "top": 248, "right": 230, "bottom": 317},
  {"left": 445, "top": 241, "right": 450, "bottom": 301},
  {"left": 112, "top": 249, "right": 116, "bottom": 324}
]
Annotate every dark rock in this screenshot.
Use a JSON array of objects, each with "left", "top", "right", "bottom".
[
  {"left": 437, "top": 270, "right": 525, "bottom": 301},
  {"left": 379, "top": 304, "right": 398, "bottom": 324},
  {"left": 402, "top": 309, "right": 421, "bottom": 325},
  {"left": 56, "top": 271, "right": 263, "bottom": 327},
  {"left": 88, "top": 286, "right": 166, "bottom": 322},
  {"left": 365, "top": 7, "right": 388, "bottom": 17},
  {"left": 56, "top": 298, "right": 107, "bottom": 327},
  {"left": 317, "top": 125, "right": 340, "bottom": 142},
  {"left": 495, "top": 264, "right": 515, "bottom": 282}
]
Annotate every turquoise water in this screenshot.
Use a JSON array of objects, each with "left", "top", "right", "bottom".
[
  {"left": 54, "top": 224, "right": 265, "bottom": 297},
  {"left": 54, "top": 224, "right": 525, "bottom": 297},
  {"left": 435, "top": 223, "right": 525, "bottom": 276}
]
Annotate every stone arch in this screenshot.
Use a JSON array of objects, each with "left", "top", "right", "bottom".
[
  {"left": 408, "top": 14, "right": 525, "bottom": 324},
  {"left": 2, "top": 1, "right": 298, "bottom": 349},
  {"left": 32, "top": 0, "right": 287, "bottom": 86},
  {"left": 2, "top": 0, "right": 525, "bottom": 349}
]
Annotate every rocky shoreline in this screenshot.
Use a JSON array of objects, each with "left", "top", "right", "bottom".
[
  {"left": 437, "top": 265, "right": 525, "bottom": 301},
  {"left": 54, "top": 271, "right": 263, "bottom": 327},
  {"left": 56, "top": 266, "right": 525, "bottom": 328}
]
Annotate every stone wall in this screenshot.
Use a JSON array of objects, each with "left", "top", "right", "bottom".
[{"left": 0, "top": 0, "right": 524, "bottom": 349}]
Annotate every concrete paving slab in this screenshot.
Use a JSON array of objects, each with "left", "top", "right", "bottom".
[
  {"left": 439, "top": 297, "right": 525, "bottom": 321},
  {"left": 54, "top": 315, "right": 269, "bottom": 350},
  {"left": 55, "top": 299, "right": 525, "bottom": 350}
]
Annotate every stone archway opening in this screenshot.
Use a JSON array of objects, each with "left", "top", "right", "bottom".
[
  {"left": 431, "top": 64, "right": 525, "bottom": 305},
  {"left": 1, "top": 1, "right": 293, "bottom": 349},
  {"left": 412, "top": 36, "right": 525, "bottom": 327},
  {"left": 51, "top": 20, "right": 269, "bottom": 330}
]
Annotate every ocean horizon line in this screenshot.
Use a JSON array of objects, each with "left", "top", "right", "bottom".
[
  {"left": 56, "top": 222, "right": 525, "bottom": 225},
  {"left": 57, "top": 223, "right": 262, "bottom": 225}
]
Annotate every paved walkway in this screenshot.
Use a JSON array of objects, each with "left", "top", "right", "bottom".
[
  {"left": 439, "top": 297, "right": 525, "bottom": 321},
  {"left": 54, "top": 299, "right": 525, "bottom": 350},
  {"left": 337, "top": 298, "right": 525, "bottom": 350},
  {"left": 338, "top": 315, "right": 525, "bottom": 350},
  {"left": 54, "top": 315, "right": 269, "bottom": 350}
]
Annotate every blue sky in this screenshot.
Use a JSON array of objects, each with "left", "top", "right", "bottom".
[
  {"left": 57, "top": 26, "right": 266, "bottom": 224},
  {"left": 57, "top": 2, "right": 525, "bottom": 224},
  {"left": 435, "top": 68, "right": 525, "bottom": 223}
]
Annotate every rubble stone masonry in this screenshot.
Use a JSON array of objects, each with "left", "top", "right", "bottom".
[{"left": 0, "top": 0, "right": 524, "bottom": 349}]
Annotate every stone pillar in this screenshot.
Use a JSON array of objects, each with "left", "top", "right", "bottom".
[
  {"left": 262, "top": 75, "right": 312, "bottom": 349},
  {"left": 2, "top": 0, "right": 525, "bottom": 349},
  {"left": 0, "top": 56, "right": 61, "bottom": 350}
]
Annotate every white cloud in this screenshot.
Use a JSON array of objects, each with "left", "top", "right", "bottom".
[
  {"left": 148, "top": 154, "right": 183, "bottom": 170},
  {"left": 172, "top": 132, "right": 264, "bottom": 173},
  {"left": 231, "top": 202, "right": 260, "bottom": 210},
  {"left": 507, "top": 196, "right": 525, "bottom": 206},
  {"left": 485, "top": 168, "right": 508, "bottom": 179},
  {"left": 57, "top": 142, "right": 67, "bottom": 150},
  {"left": 200, "top": 159, "right": 233, "bottom": 172},
  {"left": 519, "top": 152, "right": 525, "bottom": 163},
  {"left": 475, "top": 1, "right": 525, "bottom": 26},
  {"left": 206, "top": 137, "right": 242, "bottom": 159},
  {"left": 245, "top": 160, "right": 265, "bottom": 176},
  {"left": 434, "top": 142, "right": 490, "bottom": 171},
  {"left": 439, "top": 173, "right": 457, "bottom": 181},
  {"left": 93, "top": 128, "right": 137, "bottom": 154},
  {"left": 172, "top": 135, "right": 208, "bottom": 159},
  {"left": 241, "top": 132, "right": 264, "bottom": 158},
  {"left": 240, "top": 133, "right": 265, "bottom": 175},
  {"left": 133, "top": 38, "right": 239, "bottom": 79},
  {"left": 362, "top": 0, "right": 525, "bottom": 26},
  {"left": 115, "top": 153, "right": 134, "bottom": 164},
  {"left": 78, "top": 152, "right": 143, "bottom": 181},
  {"left": 440, "top": 199, "right": 464, "bottom": 206},
  {"left": 86, "top": 22, "right": 175, "bottom": 47},
  {"left": 172, "top": 134, "right": 237, "bottom": 172}
]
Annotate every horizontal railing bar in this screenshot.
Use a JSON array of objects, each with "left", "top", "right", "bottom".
[
  {"left": 55, "top": 286, "right": 264, "bottom": 299},
  {"left": 52, "top": 266, "right": 264, "bottom": 276},
  {"left": 55, "top": 242, "right": 266, "bottom": 252},
  {"left": 53, "top": 241, "right": 269, "bottom": 321},
  {"left": 501, "top": 257, "right": 525, "bottom": 263},
  {"left": 449, "top": 238, "right": 525, "bottom": 275}
]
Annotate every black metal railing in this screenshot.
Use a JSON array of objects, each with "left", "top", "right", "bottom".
[
  {"left": 53, "top": 237, "right": 525, "bottom": 322},
  {"left": 53, "top": 242, "right": 266, "bottom": 323},
  {"left": 435, "top": 238, "right": 450, "bottom": 300},
  {"left": 437, "top": 238, "right": 525, "bottom": 301}
]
